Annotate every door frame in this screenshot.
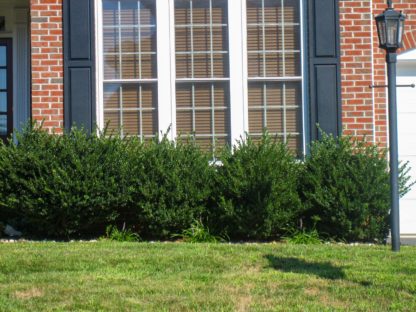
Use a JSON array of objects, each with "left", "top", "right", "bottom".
[{"left": 0, "top": 38, "right": 13, "bottom": 141}]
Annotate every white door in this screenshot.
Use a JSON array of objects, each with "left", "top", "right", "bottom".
[{"left": 397, "top": 49, "right": 416, "bottom": 236}]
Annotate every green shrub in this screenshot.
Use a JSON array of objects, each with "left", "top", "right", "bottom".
[
  {"left": 300, "top": 133, "right": 413, "bottom": 242},
  {"left": 210, "top": 133, "right": 303, "bottom": 240},
  {"left": 0, "top": 124, "right": 135, "bottom": 238},
  {"left": 0, "top": 125, "right": 215, "bottom": 240},
  {"left": 2, "top": 123, "right": 411, "bottom": 243},
  {"left": 130, "top": 137, "right": 215, "bottom": 239}
]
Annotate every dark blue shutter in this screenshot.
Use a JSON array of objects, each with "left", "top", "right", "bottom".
[
  {"left": 308, "top": 0, "right": 341, "bottom": 140},
  {"left": 63, "top": 0, "right": 96, "bottom": 132}
]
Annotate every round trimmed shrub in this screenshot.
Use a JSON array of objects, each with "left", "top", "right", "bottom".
[
  {"left": 300, "top": 133, "right": 394, "bottom": 242},
  {"left": 0, "top": 125, "right": 133, "bottom": 238},
  {"left": 129, "top": 137, "right": 215, "bottom": 239},
  {"left": 210, "top": 134, "right": 303, "bottom": 240}
]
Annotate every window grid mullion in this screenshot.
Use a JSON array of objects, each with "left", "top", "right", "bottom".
[
  {"left": 176, "top": 51, "right": 228, "bottom": 55},
  {"left": 211, "top": 83, "right": 215, "bottom": 152},
  {"left": 281, "top": 0, "right": 286, "bottom": 77},
  {"left": 209, "top": 0, "right": 214, "bottom": 78},
  {"left": 247, "top": 22, "right": 299, "bottom": 27},
  {"left": 137, "top": 0, "right": 142, "bottom": 80},
  {"left": 104, "top": 78, "right": 158, "bottom": 83},
  {"left": 190, "top": 0, "right": 194, "bottom": 79},
  {"left": 104, "top": 51, "right": 157, "bottom": 55},
  {"left": 209, "top": 0, "right": 215, "bottom": 151},
  {"left": 263, "top": 83, "right": 267, "bottom": 128},
  {"left": 175, "top": 23, "right": 227, "bottom": 28},
  {"left": 117, "top": 1, "right": 123, "bottom": 80},
  {"left": 119, "top": 85, "right": 124, "bottom": 137},
  {"left": 103, "top": 24, "right": 156, "bottom": 28},
  {"left": 283, "top": 82, "right": 287, "bottom": 143},
  {"left": 247, "top": 50, "right": 299, "bottom": 54},
  {"left": 139, "top": 84, "right": 143, "bottom": 141},
  {"left": 261, "top": 0, "right": 266, "bottom": 77},
  {"left": 192, "top": 83, "right": 196, "bottom": 132},
  {"left": 105, "top": 107, "right": 156, "bottom": 112},
  {"left": 281, "top": 0, "right": 287, "bottom": 143}
]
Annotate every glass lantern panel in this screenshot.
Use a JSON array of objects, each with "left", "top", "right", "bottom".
[
  {"left": 377, "top": 20, "right": 387, "bottom": 46},
  {"left": 386, "top": 19, "right": 398, "bottom": 46},
  {"left": 398, "top": 19, "right": 405, "bottom": 46}
]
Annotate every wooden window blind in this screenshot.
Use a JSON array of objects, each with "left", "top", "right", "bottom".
[
  {"left": 247, "top": 0, "right": 302, "bottom": 152},
  {"left": 102, "top": 0, "right": 157, "bottom": 138},
  {"left": 175, "top": 0, "right": 230, "bottom": 153}
]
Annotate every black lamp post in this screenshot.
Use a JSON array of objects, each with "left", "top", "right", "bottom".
[{"left": 375, "top": 0, "right": 405, "bottom": 252}]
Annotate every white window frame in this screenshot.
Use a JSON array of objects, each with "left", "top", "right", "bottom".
[{"left": 95, "top": 0, "right": 306, "bottom": 152}]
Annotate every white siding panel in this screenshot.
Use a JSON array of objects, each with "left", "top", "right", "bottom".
[{"left": 397, "top": 54, "right": 416, "bottom": 235}]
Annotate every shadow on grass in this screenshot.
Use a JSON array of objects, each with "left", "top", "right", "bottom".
[{"left": 264, "top": 254, "right": 346, "bottom": 280}]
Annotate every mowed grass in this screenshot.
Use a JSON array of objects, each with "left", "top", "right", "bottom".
[{"left": 0, "top": 242, "right": 415, "bottom": 311}]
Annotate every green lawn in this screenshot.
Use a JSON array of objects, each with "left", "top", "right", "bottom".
[{"left": 0, "top": 242, "right": 415, "bottom": 311}]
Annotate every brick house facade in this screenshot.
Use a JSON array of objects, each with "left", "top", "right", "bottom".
[
  {"left": 24, "top": 0, "right": 416, "bottom": 144},
  {"left": 0, "top": 0, "right": 415, "bottom": 234}
]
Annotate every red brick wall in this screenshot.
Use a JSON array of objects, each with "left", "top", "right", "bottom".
[
  {"left": 340, "top": 0, "right": 375, "bottom": 142},
  {"left": 30, "top": 0, "right": 64, "bottom": 133},
  {"left": 341, "top": 0, "right": 416, "bottom": 146}
]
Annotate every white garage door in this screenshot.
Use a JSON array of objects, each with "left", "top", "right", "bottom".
[{"left": 397, "top": 49, "right": 416, "bottom": 236}]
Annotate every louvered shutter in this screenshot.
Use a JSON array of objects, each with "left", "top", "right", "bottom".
[
  {"left": 63, "top": 0, "right": 96, "bottom": 132},
  {"left": 308, "top": 0, "right": 341, "bottom": 140}
]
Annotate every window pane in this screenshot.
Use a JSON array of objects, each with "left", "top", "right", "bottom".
[
  {"left": 103, "top": 0, "right": 157, "bottom": 80},
  {"left": 104, "top": 111, "right": 120, "bottom": 132},
  {"left": 120, "top": 28, "right": 138, "bottom": 53},
  {"left": 103, "top": 28, "right": 119, "bottom": 53},
  {"left": 103, "top": 0, "right": 156, "bottom": 26},
  {"left": 247, "top": 0, "right": 300, "bottom": 24},
  {"left": 104, "top": 55, "right": 120, "bottom": 79},
  {"left": 247, "top": 0, "right": 301, "bottom": 78},
  {"left": 103, "top": 0, "right": 118, "bottom": 26},
  {"left": 0, "top": 69, "right": 6, "bottom": 89},
  {"left": 248, "top": 81, "right": 302, "bottom": 151},
  {"left": 0, "top": 92, "right": 6, "bottom": 112},
  {"left": 175, "top": 0, "right": 227, "bottom": 25},
  {"left": 175, "top": 0, "right": 230, "bottom": 153},
  {"left": 247, "top": 0, "right": 303, "bottom": 154},
  {"left": 176, "top": 82, "right": 230, "bottom": 153},
  {"left": 102, "top": 0, "right": 158, "bottom": 139},
  {"left": 284, "top": 52, "right": 301, "bottom": 76},
  {"left": 0, "top": 115, "right": 7, "bottom": 135},
  {"left": 103, "top": 83, "right": 157, "bottom": 138},
  {"left": 175, "top": 0, "right": 228, "bottom": 79},
  {"left": 0, "top": 46, "right": 6, "bottom": 67}
]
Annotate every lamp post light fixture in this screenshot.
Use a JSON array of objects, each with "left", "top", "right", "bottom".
[{"left": 375, "top": 0, "right": 405, "bottom": 252}]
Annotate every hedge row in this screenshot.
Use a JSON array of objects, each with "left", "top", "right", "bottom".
[{"left": 0, "top": 125, "right": 412, "bottom": 241}]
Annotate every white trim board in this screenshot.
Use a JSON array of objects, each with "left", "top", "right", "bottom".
[
  {"left": 398, "top": 48, "right": 416, "bottom": 62},
  {"left": 0, "top": 4, "right": 30, "bottom": 135}
]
